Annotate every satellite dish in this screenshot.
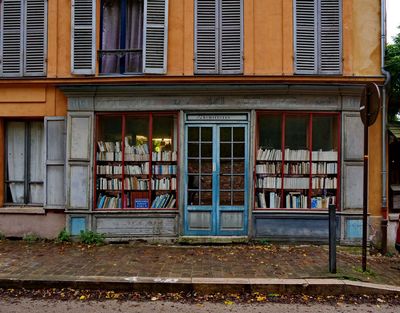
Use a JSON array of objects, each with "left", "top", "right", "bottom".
[{"left": 360, "top": 83, "right": 381, "bottom": 127}]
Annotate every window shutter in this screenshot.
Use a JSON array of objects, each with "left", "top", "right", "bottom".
[
  {"left": 0, "top": 0, "right": 23, "bottom": 77},
  {"left": 71, "top": 0, "right": 96, "bottom": 75},
  {"left": 143, "top": 0, "right": 169, "bottom": 74},
  {"left": 220, "top": 0, "right": 242, "bottom": 74},
  {"left": 195, "top": 0, "right": 218, "bottom": 74},
  {"left": 24, "top": 0, "right": 47, "bottom": 76},
  {"left": 294, "top": 0, "right": 318, "bottom": 74},
  {"left": 44, "top": 117, "right": 66, "bottom": 209},
  {"left": 319, "top": 0, "right": 341, "bottom": 74}
]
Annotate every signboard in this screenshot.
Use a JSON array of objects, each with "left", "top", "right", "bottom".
[
  {"left": 360, "top": 83, "right": 381, "bottom": 127},
  {"left": 186, "top": 114, "right": 248, "bottom": 122},
  {"left": 134, "top": 198, "right": 149, "bottom": 209}
]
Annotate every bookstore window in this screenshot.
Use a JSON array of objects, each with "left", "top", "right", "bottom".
[
  {"left": 95, "top": 113, "right": 178, "bottom": 209},
  {"left": 99, "top": 0, "right": 143, "bottom": 74},
  {"left": 5, "top": 121, "right": 44, "bottom": 205},
  {"left": 255, "top": 112, "right": 339, "bottom": 210}
]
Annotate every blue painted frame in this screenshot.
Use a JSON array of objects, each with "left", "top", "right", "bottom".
[{"left": 184, "top": 123, "right": 249, "bottom": 236}]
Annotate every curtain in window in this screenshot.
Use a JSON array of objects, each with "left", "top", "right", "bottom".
[
  {"left": 29, "top": 122, "right": 44, "bottom": 204},
  {"left": 101, "top": 0, "right": 143, "bottom": 74},
  {"left": 7, "top": 122, "right": 25, "bottom": 204},
  {"left": 126, "top": 0, "right": 143, "bottom": 73}
]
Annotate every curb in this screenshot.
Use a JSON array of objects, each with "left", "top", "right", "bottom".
[{"left": 0, "top": 276, "right": 399, "bottom": 295}]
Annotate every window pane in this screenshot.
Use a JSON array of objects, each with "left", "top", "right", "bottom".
[
  {"left": 29, "top": 122, "right": 44, "bottom": 204},
  {"left": 220, "top": 127, "right": 231, "bottom": 141},
  {"left": 188, "top": 127, "right": 199, "bottom": 141},
  {"left": 258, "top": 115, "right": 282, "bottom": 149},
  {"left": 6, "top": 122, "right": 26, "bottom": 204},
  {"left": 285, "top": 116, "right": 309, "bottom": 150},
  {"left": 125, "top": 0, "right": 144, "bottom": 73},
  {"left": 153, "top": 115, "right": 176, "bottom": 154},
  {"left": 125, "top": 116, "right": 148, "bottom": 153},
  {"left": 312, "top": 116, "right": 338, "bottom": 151}
]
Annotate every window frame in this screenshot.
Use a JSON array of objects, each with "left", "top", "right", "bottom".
[{"left": 4, "top": 120, "right": 44, "bottom": 206}]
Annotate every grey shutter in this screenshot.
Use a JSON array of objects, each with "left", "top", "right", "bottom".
[
  {"left": 195, "top": 0, "right": 218, "bottom": 74},
  {"left": 319, "top": 0, "right": 342, "bottom": 74},
  {"left": 143, "top": 0, "right": 169, "bottom": 74},
  {"left": 66, "top": 112, "right": 93, "bottom": 211},
  {"left": 220, "top": 0, "right": 242, "bottom": 74},
  {"left": 44, "top": 117, "right": 66, "bottom": 209},
  {"left": 24, "top": 0, "right": 47, "bottom": 76},
  {"left": 71, "top": 0, "right": 96, "bottom": 75},
  {"left": 294, "top": 0, "right": 318, "bottom": 74},
  {"left": 0, "top": 0, "right": 23, "bottom": 77}
]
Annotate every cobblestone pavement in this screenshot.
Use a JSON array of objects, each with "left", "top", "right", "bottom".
[{"left": 0, "top": 241, "right": 399, "bottom": 286}]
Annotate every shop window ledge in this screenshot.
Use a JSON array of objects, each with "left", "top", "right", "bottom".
[{"left": 0, "top": 207, "right": 45, "bottom": 215}]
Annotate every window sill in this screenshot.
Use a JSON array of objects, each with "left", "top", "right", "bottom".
[{"left": 0, "top": 207, "right": 45, "bottom": 215}]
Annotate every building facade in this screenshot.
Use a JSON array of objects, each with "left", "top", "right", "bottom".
[{"left": 0, "top": 0, "right": 391, "bottom": 247}]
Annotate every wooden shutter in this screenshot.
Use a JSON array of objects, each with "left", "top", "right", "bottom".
[
  {"left": 71, "top": 0, "right": 96, "bottom": 75},
  {"left": 0, "top": 0, "right": 23, "bottom": 77},
  {"left": 319, "top": 0, "right": 342, "bottom": 74},
  {"left": 44, "top": 117, "right": 66, "bottom": 209},
  {"left": 195, "top": 0, "right": 218, "bottom": 74},
  {"left": 294, "top": 0, "right": 318, "bottom": 74},
  {"left": 220, "top": 0, "right": 242, "bottom": 74},
  {"left": 24, "top": 0, "right": 47, "bottom": 76},
  {"left": 143, "top": 0, "right": 169, "bottom": 74}
]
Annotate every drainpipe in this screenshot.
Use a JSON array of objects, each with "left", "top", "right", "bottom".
[{"left": 381, "top": 0, "right": 391, "bottom": 254}]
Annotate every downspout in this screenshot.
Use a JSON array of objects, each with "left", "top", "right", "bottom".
[{"left": 381, "top": 0, "right": 391, "bottom": 253}]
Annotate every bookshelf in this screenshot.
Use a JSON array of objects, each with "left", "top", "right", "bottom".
[
  {"left": 95, "top": 113, "right": 178, "bottom": 210},
  {"left": 255, "top": 113, "right": 340, "bottom": 210}
]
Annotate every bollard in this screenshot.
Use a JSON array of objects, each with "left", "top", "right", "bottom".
[{"left": 329, "top": 204, "right": 337, "bottom": 274}]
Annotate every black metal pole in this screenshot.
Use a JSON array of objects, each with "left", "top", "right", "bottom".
[
  {"left": 329, "top": 204, "right": 337, "bottom": 274},
  {"left": 362, "top": 118, "right": 369, "bottom": 272}
]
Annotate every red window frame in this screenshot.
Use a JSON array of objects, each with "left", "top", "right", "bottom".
[
  {"left": 254, "top": 111, "right": 341, "bottom": 211},
  {"left": 93, "top": 112, "right": 180, "bottom": 210}
]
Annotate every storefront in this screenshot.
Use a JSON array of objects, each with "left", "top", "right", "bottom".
[{"left": 62, "top": 84, "right": 364, "bottom": 242}]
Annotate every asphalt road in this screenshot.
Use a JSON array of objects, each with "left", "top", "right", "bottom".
[{"left": 0, "top": 298, "right": 399, "bottom": 313}]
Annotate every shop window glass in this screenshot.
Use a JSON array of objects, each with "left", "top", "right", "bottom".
[
  {"left": 5, "top": 121, "right": 44, "bottom": 205},
  {"left": 100, "top": 0, "right": 143, "bottom": 74}
]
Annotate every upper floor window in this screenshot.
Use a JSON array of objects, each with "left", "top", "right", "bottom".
[
  {"left": 0, "top": 0, "right": 47, "bottom": 77},
  {"left": 194, "top": 0, "right": 243, "bottom": 75},
  {"left": 72, "top": 0, "right": 168, "bottom": 75},
  {"left": 294, "top": 0, "right": 342, "bottom": 75},
  {"left": 100, "top": 0, "right": 144, "bottom": 74}
]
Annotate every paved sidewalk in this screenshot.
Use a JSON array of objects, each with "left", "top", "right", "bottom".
[{"left": 0, "top": 240, "right": 399, "bottom": 294}]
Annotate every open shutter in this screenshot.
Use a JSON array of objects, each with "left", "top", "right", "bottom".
[
  {"left": 294, "top": 0, "right": 317, "bottom": 74},
  {"left": 44, "top": 117, "right": 66, "bottom": 209},
  {"left": 71, "top": 0, "right": 96, "bottom": 75},
  {"left": 220, "top": 0, "right": 242, "bottom": 74},
  {"left": 143, "top": 0, "right": 169, "bottom": 74},
  {"left": 0, "top": 0, "right": 23, "bottom": 77},
  {"left": 319, "top": 0, "right": 342, "bottom": 74},
  {"left": 24, "top": 0, "right": 47, "bottom": 76},
  {"left": 195, "top": 0, "right": 218, "bottom": 74}
]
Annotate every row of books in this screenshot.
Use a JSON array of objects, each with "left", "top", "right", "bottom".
[
  {"left": 151, "top": 178, "right": 177, "bottom": 190},
  {"left": 152, "top": 164, "right": 177, "bottom": 175},
  {"left": 257, "top": 192, "right": 281, "bottom": 209},
  {"left": 97, "top": 151, "right": 121, "bottom": 161},
  {"left": 311, "top": 177, "right": 337, "bottom": 189},
  {"left": 97, "top": 165, "right": 122, "bottom": 175},
  {"left": 125, "top": 163, "right": 150, "bottom": 175},
  {"left": 256, "top": 177, "right": 282, "bottom": 189},
  {"left": 257, "top": 148, "right": 338, "bottom": 162},
  {"left": 125, "top": 153, "right": 150, "bottom": 161},
  {"left": 311, "top": 196, "right": 336, "bottom": 209},
  {"left": 124, "top": 177, "right": 149, "bottom": 190},
  {"left": 256, "top": 162, "right": 338, "bottom": 176},
  {"left": 97, "top": 194, "right": 122, "bottom": 209},
  {"left": 152, "top": 151, "right": 177, "bottom": 162},
  {"left": 97, "top": 141, "right": 121, "bottom": 153},
  {"left": 285, "top": 192, "right": 308, "bottom": 209},
  {"left": 97, "top": 178, "right": 122, "bottom": 191},
  {"left": 284, "top": 162, "right": 310, "bottom": 175},
  {"left": 311, "top": 162, "right": 337, "bottom": 174},
  {"left": 125, "top": 142, "right": 149, "bottom": 155},
  {"left": 151, "top": 193, "right": 176, "bottom": 208},
  {"left": 283, "top": 177, "right": 310, "bottom": 189},
  {"left": 256, "top": 163, "right": 282, "bottom": 175}
]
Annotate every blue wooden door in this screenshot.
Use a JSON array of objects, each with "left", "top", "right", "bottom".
[{"left": 184, "top": 124, "right": 248, "bottom": 236}]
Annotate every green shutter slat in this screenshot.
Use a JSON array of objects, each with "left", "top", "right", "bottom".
[
  {"left": 24, "top": 0, "right": 47, "bottom": 76},
  {"left": 0, "top": 0, "right": 23, "bottom": 77},
  {"left": 143, "top": 0, "right": 169, "bottom": 74},
  {"left": 71, "top": 0, "right": 96, "bottom": 75},
  {"left": 195, "top": 0, "right": 218, "bottom": 74}
]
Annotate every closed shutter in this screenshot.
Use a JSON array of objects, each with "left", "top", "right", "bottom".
[
  {"left": 319, "top": 0, "right": 341, "bottom": 74},
  {"left": 220, "top": 0, "right": 242, "bottom": 74},
  {"left": 44, "top": 117, "right": 66, "bottom": 209},
  {"left": 71, "top": 0, "right": 96, "bottom": 75},
  {"left": 294, "top": 0, "right": 318, "bottom": 74},
  {"left": 24, "top": 0, "right": 47, "bottom": 76},
  {"left": 143, "top": 0, "right": 169, "bottom": 74},
  {"left": 0, "top": 0, "right": 23, "bottom": 77},
  {"left": 195, "top": 0, "right": 218, "bottom": 74}
]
